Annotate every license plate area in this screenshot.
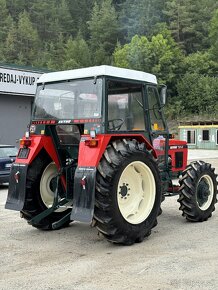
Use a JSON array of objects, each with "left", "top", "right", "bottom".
[{"left": 18, "top": 148, "right": 30, "bottom": 159}]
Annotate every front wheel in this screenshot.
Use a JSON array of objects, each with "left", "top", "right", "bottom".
[
  {"left": 178, "top": 161, "right": 217, "bottom": 221},
  {"left": 94, "top": 139, "right": 162, "bottom": 245}
]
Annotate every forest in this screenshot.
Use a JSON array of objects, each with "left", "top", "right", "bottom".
[{"left": 0, "top": 0, "right": 217, "bottom": 121}]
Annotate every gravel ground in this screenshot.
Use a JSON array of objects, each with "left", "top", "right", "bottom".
[{"left": 0, "top": 151, "right": 218, "bottom": 290}]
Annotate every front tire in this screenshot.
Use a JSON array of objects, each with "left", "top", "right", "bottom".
[
  {"left": 94, "top": 139, "right": 162, "bottom": 245},
  {"left": 178, "top": 161, "right": 217, "bottom": 221}
]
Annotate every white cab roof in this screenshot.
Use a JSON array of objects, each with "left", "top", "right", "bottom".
[{"left": 37, "top": 65, "right": 157, "bottom": 84}]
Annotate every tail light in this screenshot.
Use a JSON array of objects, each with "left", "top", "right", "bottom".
[
  {"left": 20, "top": 139, "right": 31, "bottom": 147},
  {"left": 85, "top": 139, "right": 98, "bottom": 147}
]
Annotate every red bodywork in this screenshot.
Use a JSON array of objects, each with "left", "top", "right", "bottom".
[
  {"left": 168, "top": 139, "right": 188, "bottom": 171},
  {"left": 17, "top": 134, "right": 187, "bottom": 172},
  {"left": 78, "top": 134, "right": 155, "bottom": 167},
  {"left": 17, "top": 135, "right": 60, "bottom": 167}
]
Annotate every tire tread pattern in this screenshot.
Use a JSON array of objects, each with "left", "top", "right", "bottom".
[
  {"left": 94, "top": 139, "right": 161, "bottom": 245},
  {"left": 178, "top": 160, "right": 217, "bottom": 222}
]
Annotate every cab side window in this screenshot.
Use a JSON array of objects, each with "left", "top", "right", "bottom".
[
  {"left": 107, "top": 81, "right": 145, "bottom": 131},
  {"left": 147, "top": 86, "right": 165, "bottom": 131}
]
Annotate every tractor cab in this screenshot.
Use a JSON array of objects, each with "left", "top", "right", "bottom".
[{"left": 30, "top": 66, "right": 170, "bottom": 168}]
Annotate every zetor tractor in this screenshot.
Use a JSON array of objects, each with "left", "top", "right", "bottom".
[{"left": 6, "top": 65, "right": 217, "bottom": 245}]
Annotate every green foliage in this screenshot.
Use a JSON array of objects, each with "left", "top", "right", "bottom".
[
  {"left": 118, "top": 0, "right": 166, "bottom": 42},
  {"left": 164, "top": 0, "right": 218, "bottom": 53},
  {"left": 0, "top": 0, "right": 217, "bottom": 119},
  {"left": 113, "top": 31, "right": 183, "bottom": 90},
  {"left": 46, "top": 34, "right": 65, "bottom": 70},
  {"left": 63, "top": 35, "right": 92, "bottom": 69},
  {"left": 0, "top": 0, "right": 13, "bottom": 41},
  {"left": 176, "top": 73, "right": 218, "bottom": 116},
  {"left": 16, "top": 11, "right": 40, "bottom": 65},
  {"left": 3, "top": 22, "right": 17, "bottom": 63},
  {"left": 88, "top": 0, "right": 119, "bottom": 65},
  {"left": 209, "top": 9, "right": 218, "bottom": 61},
  {"left": 66, "top": 0, "right": 94, "bottom": 38},
  {"left": 182, "top": 52, "right": 218, "bottom": 76}
]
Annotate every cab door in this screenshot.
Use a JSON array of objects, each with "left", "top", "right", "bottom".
[{"left": 146, "top": 85, "right": 169, "bottom": 163}]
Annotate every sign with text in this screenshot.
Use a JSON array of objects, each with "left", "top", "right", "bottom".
[{"left": 0, "top": 67, "right": 42, "bottom": 96}]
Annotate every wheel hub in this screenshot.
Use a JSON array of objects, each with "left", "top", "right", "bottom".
[{"left": 119, "top": 183, "right": 130, "bottom": 198}]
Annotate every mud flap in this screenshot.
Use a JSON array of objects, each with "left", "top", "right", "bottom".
[
  {"left": 70, "top": 167, "right": 96, "bottom": 223},
  {"left": 5, "top": 163, "right": 28, "bottom": 211}
]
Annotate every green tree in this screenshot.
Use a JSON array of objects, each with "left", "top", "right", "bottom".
[
  {"left": 15, "top": 11, "right": 40, "bottom": 65},
  {"left": 113, "top": 30, "right": 183, "bottom": 87},
  {"left": 88, "top": 0, "right": 119, "bottom": 65},
  {"left": 0, "top": 0, "right": 13, "bottom": 41},
  {"left": 3, "top": 22, "right": 17, "bottom": 63},
  {"left": 52, "top": 0, "right": 73, "bottom": 37},
  {"left": 46, "top": 34, "right": 65, "bottom": 70},
  {"left": 113, "top": 35, "right": 150, "bottom": 70},
  {"left": 62, "top": 34, "right": 92, "bottom": 69},
  {"left": 7, "top": 0, "right": 29, "bottom": 20},
  {"left": 118, "top": 0, "right": 167, "bottom": 42},
  {"left": 66, "top": 0, "right": 94, "bottom": 39},
  {"left": 30, "top": 0, "right": 69, "bottom": 42},
  {"left": 164, "top": 0, "right": 218, "bottom": 53},
  {"left": 0, "top": 0, "right": 14, "bottom": 61},
  {"left": 209, "top": 9, "right": 218, "bottom": 61},
  {"left": 176, "top": 73, "right": 218, "bottom": 116},
  {"left": 182, "top": 52, "right": 217, "bottom": 76}
]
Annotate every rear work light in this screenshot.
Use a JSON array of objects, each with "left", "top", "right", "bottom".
[
  {"left": 85, "top": 139, "right": 98, "bottom": 147},
  {"left": 29, "top": 124, "right": 36, "bottom": 134},
  {"left": 20, "top": 139, "right": 31, "bottom": 147}
]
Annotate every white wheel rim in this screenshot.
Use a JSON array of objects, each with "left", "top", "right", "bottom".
[
  {"left": 196, "top": 174, "right": 214, "bottom": 210},
  {"left": 117, "top": 161, "right": 156, "bottom": 224},
  {"left": 40, "top": 162, "right": 68, "bottom": 212}
]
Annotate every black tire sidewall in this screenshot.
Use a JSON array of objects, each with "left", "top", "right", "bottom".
[{"left": 24, "top": 156, "right": 71, "bottom": 227}]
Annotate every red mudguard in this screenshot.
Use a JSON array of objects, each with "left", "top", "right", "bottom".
[
  {"left": 5, "top": 135, "right": 60, "bottom": 211},
  {"left": 16, "top": 135, "right": 60, "bottom": 167}
]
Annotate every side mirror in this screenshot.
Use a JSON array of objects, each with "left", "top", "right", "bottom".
[{"left": 160, "top": 85, "right": 167, "bottom": 105}]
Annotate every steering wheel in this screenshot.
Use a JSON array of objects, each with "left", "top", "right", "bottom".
[{"left": 108, "top": 118, "right": 124, "bottom": 131}]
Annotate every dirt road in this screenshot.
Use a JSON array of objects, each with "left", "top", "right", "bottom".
[{"left": 0, "top": 154, "right": 218, "bottom": 290}]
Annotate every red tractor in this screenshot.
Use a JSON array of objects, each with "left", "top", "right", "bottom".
[{"left": 5, "top": 65, "right": 217, "bottom": 245}]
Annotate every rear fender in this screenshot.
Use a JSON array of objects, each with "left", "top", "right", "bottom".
[
  {"left": 5, "top": 135, "right": 60, "bottom": 211},
  {"left": 16, "top": 135, "right": 60, "bottom": 167},
  {"left": 77, "top": 134, "right": 155, "bottom": 167}
]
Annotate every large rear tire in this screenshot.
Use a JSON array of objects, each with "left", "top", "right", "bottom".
[
  {"left": 178, "top": 161, "right": 217, "bottom": 221},
  {"left": 21, "top": 153, "right": 71, "bottom": 230},
  {"left": 94, "top": 139, "right": 162, "bottom": 245}
]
